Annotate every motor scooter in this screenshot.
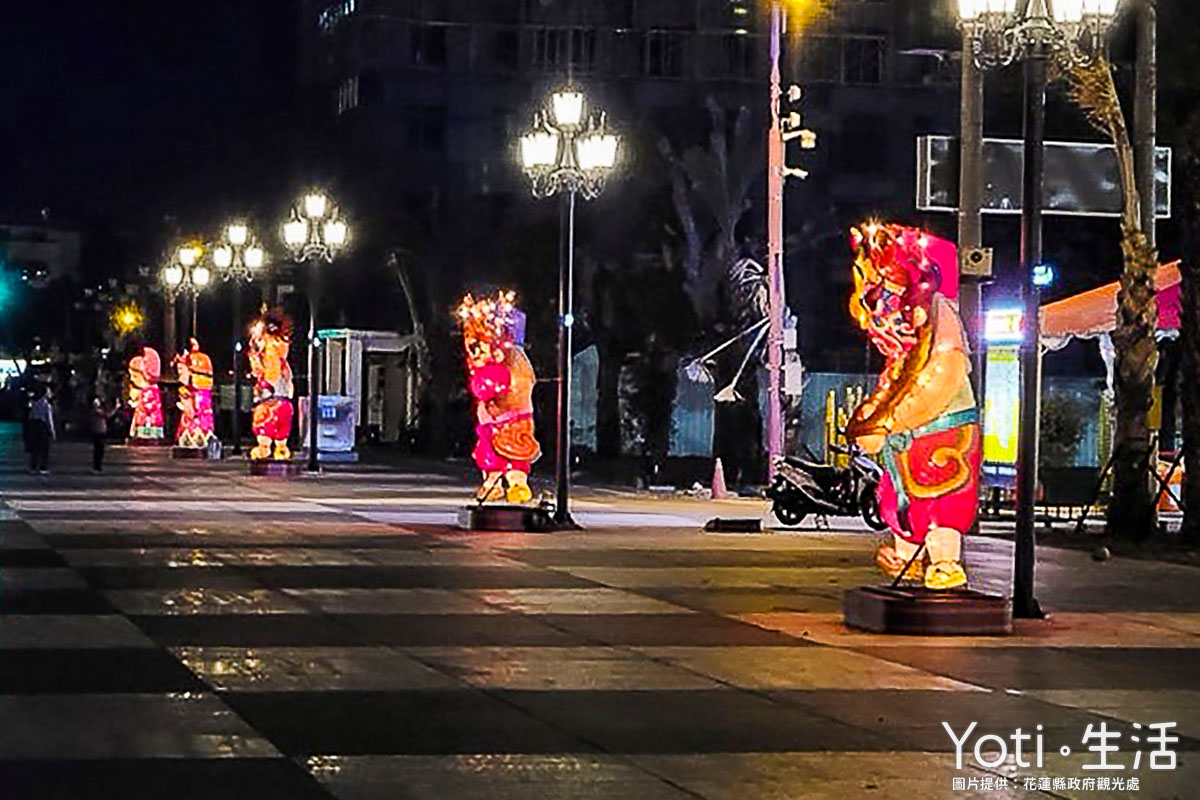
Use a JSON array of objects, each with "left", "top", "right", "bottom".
[{"left": 766, "top": 443, "right": 888, "bottom": 530}]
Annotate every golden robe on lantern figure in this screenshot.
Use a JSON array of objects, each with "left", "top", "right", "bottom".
[
  {"left": 845, "top": 224, "right": 981, "bottom": 591},
  {"left": 456, "top": 291, "right": 541, "bottom": 504},
  {"left": 247, "top": 309, "right": 295, "bottom": 461}
]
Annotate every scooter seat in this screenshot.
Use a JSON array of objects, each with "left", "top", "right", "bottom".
[{"left": 784, "top": 457, "right": 839, "bottom": 478}]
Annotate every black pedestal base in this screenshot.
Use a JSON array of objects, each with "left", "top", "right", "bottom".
[
  {"left": 171, "top": 447, "right": 208, "bottom": 460},
  {"left": 459, "top": 505, "right": 552, "bottom": 533},
  {"left": 248, "top": 460, "right": 301, "bottom": 478},
  {"left": 843, "top": 586, "right": 1013, "bottom": 636}
]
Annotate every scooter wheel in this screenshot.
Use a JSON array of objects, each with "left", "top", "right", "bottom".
[
  {"left": 773, "top": 503, "right": 807, "bottom": 527},
  {"left": 860, "top": 493, "right": 888, "bottom": 531}
]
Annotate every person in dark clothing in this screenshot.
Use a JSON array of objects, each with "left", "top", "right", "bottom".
[
  {"left": 27, "top": 387, "right": 55, "bottom": 474},
  {"left": 89, "top": 394, "right": 116, "bottom": 473}
]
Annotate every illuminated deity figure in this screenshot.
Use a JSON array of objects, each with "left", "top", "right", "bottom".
[
  {"left": 845, "top": 224, "right": 981, "bottom": 590},
  {"left": 247, "top": 309, "right": 295, "bottom": 461},
  {"left": 456, "top": 291, "right": 541, "bottom": 504},
  {"left": 175, "top": 338, "right": 216, "bottom": 449},
  {"left": 128, "top": 346, "right": 164, "bottom": 441}
]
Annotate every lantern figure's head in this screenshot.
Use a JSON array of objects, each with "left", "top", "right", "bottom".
[
  {"left": 456, "top": 291, "right": 518, "bottom": 370},
  {"left": 848, "top": 224, "right": 952, "bottom": 361}
]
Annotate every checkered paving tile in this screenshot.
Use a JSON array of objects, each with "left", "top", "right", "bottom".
[{"left": 3, "top": 437, "right": 1199, "bottom": 798}]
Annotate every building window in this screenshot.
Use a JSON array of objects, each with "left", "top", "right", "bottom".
[
  {"left": 529, "top": 27, "right": 594, "bottom": 73},
  {"left": 843, "top": 37, "right": 885, "bottom": 84},
  {"left": 318, "top": 0, "right": 356, "bottom": 33},
  {"left": 531, "top": 27, "right": 565, "bottom": 71},
  {"left": 336, "top": 76, "right": 359, "bottom": 115},
  {"left": 406, "top": 106, "right": 447, "bottom": 153},
  {"left": 646, "top": 30, "right": 686, "bottom": 77},
  {"left": 722, "top": 33, "right": 756, "bottom": 79},
  {"left": 411, "top": 24, "right": 448, "bottom": 69},
  {"left": 569, "top": 28, "right": 596, "bottom": 73},
  {"left": 795, "top": 35, "right": 841, "bottom": 82}
]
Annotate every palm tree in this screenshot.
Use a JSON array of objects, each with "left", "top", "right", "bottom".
[{"left": 1067, "top": 58, "right": 1159, "bottom": 540}]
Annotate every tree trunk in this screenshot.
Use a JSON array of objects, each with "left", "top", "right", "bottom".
[
  {"left": 1067, "top": 58, "right": 1160, "bottom": 539},
  {"left": 1107, "top": 228, "right": 1160, "bottom": 540}
]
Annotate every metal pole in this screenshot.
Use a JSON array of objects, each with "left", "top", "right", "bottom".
[
  {"left": 553, "top": 188, "right": 579, "bottom": 528},
  {"left": 958, "top": 38, "right": 986, "bottom": 396},
  {"left": 765, "top": 1, "right": 785, "bottom": 479},
  {"left": 1014, "top": 47, "right": 1047, "bottom": 620},
  {"left": 1135, "top": 0, "right": 1157, "bottom": 249},
  {"left": 232, "top": 279, "right": 243, "bottom": 454},
  {"left": 190, "top": 291, "right": 197, "bottom": 341},
  {"left": 306, "top": 267, "right": 320, "bottom": 473},
  {"left": 164, "top": 292, "right": 177, "bottom": 367}
]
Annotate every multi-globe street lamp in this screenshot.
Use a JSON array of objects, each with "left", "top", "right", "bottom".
[
  {"left": 519, "top": 88, "right": 619, "bottom": 529},
  {"left": 213, "top": 223, "right": 267, "bottom": 455},
  {"left": 958, "top": 0, "right": 1122, "bottom": 618},
  {"left": 282, "top": 192, "right": 349, "bottom": 473},
  {"left": 162, "top": 244, "right": 211, "bottom": 358}
]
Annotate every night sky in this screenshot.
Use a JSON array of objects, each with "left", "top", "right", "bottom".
[{"left": 0, "top": 1, "right": 296, "bottom": 233}]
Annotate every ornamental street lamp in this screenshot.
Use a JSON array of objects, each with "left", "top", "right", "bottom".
[
  {"left": 163, "top": 244, "right": 210, "bottom": 356},
  {"left": 958, "top": 0, "right": 1121, "bottom": 619},
  {"left": 520, "top": 88, "right": 619, "bottom": 529},
  {"left": 282, "top": 192, "right": 349, "bottom": 473},
  {"left": 214, "top": 223, "right": 267, "bottom": 455}
]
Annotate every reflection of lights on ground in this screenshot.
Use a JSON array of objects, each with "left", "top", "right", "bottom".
[{"left": 307, "top": 755, "right": 344, "bottom": 777}]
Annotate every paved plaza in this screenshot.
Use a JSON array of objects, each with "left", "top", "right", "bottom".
[{"left": 0, "top": 424, "right": 1197, "bottom": 799}]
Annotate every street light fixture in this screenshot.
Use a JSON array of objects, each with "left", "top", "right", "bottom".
[
  {"left": 958, "top": 0, "right": 1122, "bottom": 619},
  {"left": 162, "top": 244, "right": 210, "bottom": 354},
  {"left": 213, "top": 221, "right": 269, "bottom": 455},
  {"left": 282, "top": 191, "right": 349, "bottom": 473},
  {"left": 519, "top": 88, "right": 620, "bottom": 529}
]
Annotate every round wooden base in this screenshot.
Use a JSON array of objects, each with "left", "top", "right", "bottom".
[
  {"left": 843, "top": 586, "right": 1013, "bottom": 636},
  {"left": 248, "top": 460, "right": 301, "bottom": 478},
  {"left": 458, "top": 504, "right": 553, "bottom": 533}
]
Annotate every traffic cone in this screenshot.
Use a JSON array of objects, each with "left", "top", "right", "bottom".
[{"left": 712, "top": 457, "right": 730, "bottom": 500}]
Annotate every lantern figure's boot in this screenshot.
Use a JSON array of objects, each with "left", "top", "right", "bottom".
[
  {"left": 876, "top": 534, "right": 924, "bottom": 582},
  {"left": 924, "top": 526, "right": 967, "bottom": 590},
  {"left": 505, "top": 470, "right": 533, "bottom": 504},
  {"left": 251, "top": 436, "right": 273, "bottom": 460},
  {"left": 274, "top": 441, "right": 291, "bottom": 461},
  {"left": 477, "top": 472, "right": 506, "bottom": 503}
]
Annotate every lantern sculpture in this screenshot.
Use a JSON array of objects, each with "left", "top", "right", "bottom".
[
  {"left": 174, "top": 338, "right": 216, "bottom": 449},
  {"left": 456, "top": 291, "right": 541, "bottom": 503},
  {"left": 247, "top": 309, "right": 295, "bottom": 461},
  {"left": 128, "top": 346, "right": 164, "bottom": 441},
  {"left": 845, "top": 224, "right": 980, "bottom": 590}
]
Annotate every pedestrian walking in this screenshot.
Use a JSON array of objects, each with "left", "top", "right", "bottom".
[
  {"left": 27, "top": 387, "right": 55, "bottom": 474},
  {"left": 89, "top": 394, "right": 116, "bottom": 473}
]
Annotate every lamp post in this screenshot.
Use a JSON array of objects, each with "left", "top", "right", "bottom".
[
  {"left": 214, "top": 224, "right": 267, "bottom": 455},
  {"left": 161, "top": 263, "right": 184, "bottom": 361},
  {"left": 958, "top": 0, "right": 1122, "bottom": 619},
  {"left": 519, "top": 88, "right": 619, "bottom": 530},
  {"left": 282, "top": 192, "right": 349, "bottom": 473},
  {"left": 163, "top": 245, "right": 210, "bottom": 351}
]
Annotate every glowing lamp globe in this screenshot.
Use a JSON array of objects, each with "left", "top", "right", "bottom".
[
  {"left": 283, "top": 219, "right": 307, "bottom": 247},
  {"left": 178, "top": 246, "right": 199, "bottom": 267},
  {"left": 304, "top": 193, "right": 328, "bottom": 220},
  {"left": 244, "top": 246, "right": 266, "bottom": 269},
  {"left": 164, "top": 265, "right": 185, "bottom": 287},
  {"left": 192, "top": 266, "right": 211, "bottom": 288},
  {"left": 227, "top": 224, "right": 249, "bottom": 246},
  {"left": 213, "top": 246, "right": 234, "bottom": 269},
  {"left": 577, "top": 133, "right": 619, "bottom": 171},
  {"left": 958, "top": 0, "right": 1018, "bottom": 20},
  {"left": 323, "top": 220, "right": 348, "bottom": 247},
  {"left": 521, "top": 131, "right": 558, "bottom": 169},
  {"left": 551, "top": 91, "right": 584, "bottom": 129}
]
